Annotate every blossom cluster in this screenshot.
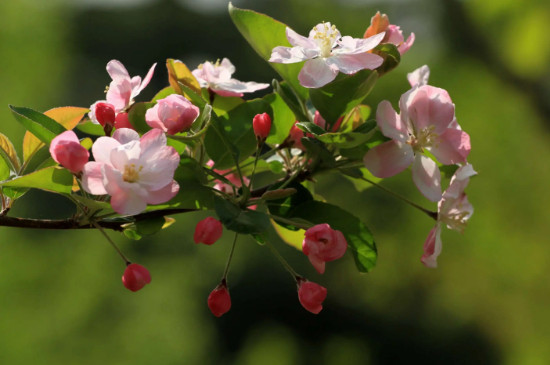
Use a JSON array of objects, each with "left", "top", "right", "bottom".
[{"left": 1, "top": 6, "right": 476, "bottom": 317}]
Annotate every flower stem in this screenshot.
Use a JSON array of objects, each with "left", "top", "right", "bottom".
[
  {"left": 360, "top": 177, "right": 437, "bottom": 219},
  {"left": 92, "top": 221, "right": 131, "bottom": 265},
  {"left": 266, "top": 240, "right": 300, "bottom": 280},
  {"left": 222, "top": 232, "right": 239, "bottom": 281}
]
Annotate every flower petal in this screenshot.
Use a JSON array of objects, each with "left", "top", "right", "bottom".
[
  {"left": 407, "top": 65, "right": 430, "bottom": 87},
  {"left": 136, "top": 63, "right": 156, "bottom": 95},
  {"left": 398, "top": 32, "right": 415, "bottom": 55},
  {"left": 363, "top": 140, "right": 414, "bottom": 178},
  {"left": 112, "top": 128, "right": 140, "bottom": 145},
  {"left": 412, "top": 154, "right": 442, "bottom": 202},
  {"left": 298, "top": 58, "right": 338, "bottom": 88},
  {"left": 429, "top": 128, "right": 470, "bottom": 165},
  {"left": 407, "top": 86, "right": 455, "bottom": 134},
  {"left": 421, "top": 224, "right": 442, "bottom": 268},
  {"left": 269, "top": 46, "right": 312, "bottom": 63},
  {"left": 327, "top": 52, "right": 383, "bottom": 74},
  {"left": 91, "top": 136, "right": 120, "bottom": 165},
  {"left": 286, "top": 26, "right": 317, "bottom": 49},
  {"left": 106, "top": 60, "right": 130, "bottom": 82},
  {"left": 81, "top": 161, "right": 107, "bottom": 195},
  {"left": 145, "top": 180, "right": 179, "bottom": 205},
  {"left": 376, "top": 100, "right": 408, "bottom": 141}
]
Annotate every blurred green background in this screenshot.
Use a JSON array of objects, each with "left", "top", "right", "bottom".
[{"left": 1, "top": 0, "right": 549, "bottom": 364}]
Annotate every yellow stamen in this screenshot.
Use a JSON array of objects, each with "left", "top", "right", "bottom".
[{"left": 123, "top": 163, "right": 143, "bottom": 183}]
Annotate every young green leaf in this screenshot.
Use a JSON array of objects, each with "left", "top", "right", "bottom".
[
  {"left": 9, "top": 105, "right": 66, "bottom": 145},
  {"left": 0, "top": 166, "right": 73, "bottom": 195}
]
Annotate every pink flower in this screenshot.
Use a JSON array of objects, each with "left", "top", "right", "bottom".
[
  {"left": 364, "top": 12, "right": 415, "bottom": 55},
  {"left": 114, "top": 113, "right": 134, "bottom": 130},
  {"left": 269, "top": 22, "right": 385, "bottom": 88},
  {"left": 252, "top": 112, "right": 272, "bottom": 140},
  {"left": 194, "top": 217, "right": 223, "bottom": 245},
  {"left": 208, "top": 283, "right": 231, "bottom": 317},
  {"left": 89, "top": 60, "right": 156, "bottom": 127},
  {"left": 191, "top": 58, "right": 269, "bottom": 97},
  {"left": 297, "top": 279, "right": 327, "bottom": 314},
  {"left": 302, "top": 223, "right": 348, "bottom": 274},
  {"left": 422, "top": 164, "right": 477, "bottom": 268},
  {"left": 122, "top": 263, "right": 151, "bottom": 292},
  {"left": 313, "top": 111, "right": 343, "bottom": 132},
  {"left": 288, "top": 122, "right": 305, "bottom": 150},
  {"left": 49, "top": 130, "right": 89, "bottom": 174},
  {"left": 145, "top": 94, "right": 200, "bottom": 135},
  {"left": 82, "top": 128, "right": 180, "bottom": 215},
  {"left": 363, "top": 70, "right": 471, "bottom": 201}
]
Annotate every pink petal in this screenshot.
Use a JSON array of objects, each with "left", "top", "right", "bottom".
[
  {"left": 376, "top": 100, "right": 408, "bottom": 141},
  {"left": 407, "top": 65, "right": 430, "bottom": 87},
  {"left": 109, "top": 140, "right": 140, "bottom": 171},
  {"left": 103, "top": 165, "right": 147, "bottom": 215},
  {"left": 112, "top": 128, "right": 140, "bottom": 145},
  {"left": 106, "top": 60, "right": 130, "bottom": 82},
  {"left": 106, "top": 79, "right": 132, "bottom": 112},
  {"left": 338, "top": 32, "right": 385, "bottom": 53},
  {"left": 307, "top": 254, "right": 326, "bottom": 274},
  {"left": 269, "top": 46, "right": 312, "bottom": 63},
  {"left": 398, "top": 32, "right": 415, "bottom": 55},
  {"left": 136, "top": 63, "right": 156, "bottom": 96},
  {"left": 421, "top": 224, "right": 442, "bottom": 268},
  {"left": 327, "top": 52, "right": 383, "bottom": 74},
  {"left": 429, "top": 128, "right": 470, "bottom": 165},
  {"left": 363, "top": 140, "right": 414, "bottom": 178},
  {"left": 412, "top": 154, "right": 442, "bottom": 202},
  {"left": 139, "top": 128, "right": 167, "bottom": 157},
  {"left": 81, "top": 161, "right": 107, "bottom": 195},
  {"left": 214, "top": 80, "right": 269, "bottom": 95},
  {"left": 408, "top": 86, "right": 455, "bottom": 134},
  {"left": 145, "top": 180, "right": 179, "bottom": 205},
  {"left": 286, "top": 27, "right": 317, "bottom": 49},
  {"left": 91, "top": 136, "right": 120, "bottom": 165},
  {"left": 298, "top": 58, "right": 338, "bottom": 88}
]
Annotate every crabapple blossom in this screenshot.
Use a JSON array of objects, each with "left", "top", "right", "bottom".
[
  {"left": 422, "top": 164, "right": 477, "bottom": 268},
  {"left": 122, "top": 263, "right": 151, "bottom": 292},
  {"left": 105, "top": 59, "right": 156, "bottom": 112},
  {"left": 252, "top": 112, "right": 272, "bottom": 140},
  {"left": 269, "top": 22, "right": 385, "bottom": 88},
  {"left": 297, "top": 279, "right": 327, "bottom": 314},
  {"left": 194, "top": 217, "right": 223, "bottom": 245},
  {"left": 145, "top": 94, "right": 200, "bottom": 135},
  {"left": 191, "top": 58, "right": 269, "bottom": 97},
  {"left": 81, "top": 128, "right": 180, "bottom": 215},
  {"left": 49, "top": 131, "right": 89, "bottom": 174},
  {"left": 89, "top": 102, "right": 116, "bottom": 127},
  {"left": 313, "top": 110, "right": 343, "bottom": 132},
  {"left": 288, "top": 122, "right": 305, "bottom": 150},
  {"left": 302, "top": 223, "right": 348, "bottom": 274},
  {"left": 363, "top": 69, "right": 471, "bottom": 201},
  {"left": 208, "top": 283, "right": 231, "bottom": 317},
  {"left": 364, "top": 11, "right": 415, "bottom": 55}
]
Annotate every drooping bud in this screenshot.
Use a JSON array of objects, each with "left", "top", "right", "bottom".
[
  {"left": 194, "top": 217, "right": 223, "bottom": 245},
  {"left": 49, "top": 130, "right": 89, "bottom": 174},
  {"left": 122, "top": 263, "right": 151, "bottom": 292},
  {"left": 297, "top": 278, "right": 327, "bottom": 314},
  {"left": 208, "top": 282, "right": 231, "bottom": 317},
  {"left": 252, "top": 112, "right": 272, "bottom": 141}
]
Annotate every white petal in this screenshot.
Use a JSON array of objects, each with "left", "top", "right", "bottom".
[
  {"left": 412, "top": 154, "right": 442, "bottom": 202},
  {"left": 298, "top": 58, "right": 338, "bottom": 88}
]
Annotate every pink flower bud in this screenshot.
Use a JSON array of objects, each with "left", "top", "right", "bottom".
[
  {"left": 93, "top": 102, "right": 116, "bottom": 127},
  {"left": 252, "top": 112, "right": 271, "bottom": 140},
  {"left": 49, "top": 130, "right": 89, "bottom": 174},
  {"left": 297, "top": 279, "right": 327, "bottom": 314},
  {"left": 122, "top": 263, "right": 151, "bottom": 292},
  {"left": 194, "top": 217, "right": 223, "bottom": 245},
  {"left": 145, "top": 94, "right": 199, "bottom": 135},
  {"left": 114, "top": 112, "right": 134, "bottom": 130},
  {"left": 302, "top": 223, "right": 348, "bottom": 274},
  {"left": 208, "top": 283, "right": 231, "bottom": 317},
  {"left": 288, "top": 122, "right": 305, "bottom": 150}
]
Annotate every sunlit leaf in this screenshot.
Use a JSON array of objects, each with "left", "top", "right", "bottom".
[
  {"left": 0, "top": 132, "right": 20, "bottom": 172},
  {"left": 0, "top": 166, "right": 73, "bottom": 194},
  {"left": 10, "top": 105, "right": 66, "bottom": 145},
  {"left": 166, "top": 58, "right": 201, "bottom": 95}
]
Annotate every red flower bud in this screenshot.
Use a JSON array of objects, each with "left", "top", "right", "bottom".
[
  {"left": 94, "top": 102, "right": 116, "bottom": 127},
  {"left": 208, "top": 283, "right": 231, "bottom": 317},
  {"left": 122, "top": 263, "right": 151, "bottom": 292},
  {"left": 252, "top": 112, "right": 271, "bottom": 140},
  {"left": 302, "top": 223, "right": 347, "bottom": 274},
  {"left": 297, "top": 279, "right": 327, "bottom": 314},
  {"left": 194, "top": 217, "right": 223, "bottom": 245}
]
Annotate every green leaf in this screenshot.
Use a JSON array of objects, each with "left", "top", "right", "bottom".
[
  {"left": 0, "top": 166, "right": 73, "bottom": 194},
  {"left": 136, "top": 216, "right": 166, "bottom": 236},
  {"left": 267, "top": 182, "right": 313, "bottom": 230},
  {"left": 204, "top": 99, "right": 269, "bottom": 169},
  {"left": 271, "top": 79, "right": 309, "bottom": 122},
  {"left": 295, "top": 122, "right": 325, "bottom": 136},
  {"left": 152, "top": 86, "right": 176, "bottom": 102},
  {"left": 290, "top": 201, "right": 377, "bottom": 273},
  {"left": 214, "top": 196, "right": 270, "bottom": 234},
  {"left": 301, "top": 138, "right": 335, "bottom": 168},
  {"left": 9, "top": 105, "right": 66, "bottom": 144},
  {"left": 228, "top": 3, "right": 308, "bottom": 101},
  {"left": 76, "top": 121, "right": 104, "bottom": 136},
  {"left": 127, "top": 102, "right": 155, "bottom": 134},
  {"left": 263, "top": 92, "right": 297, "bottom": 145},
  {"left": 316, "top": 120, "right": 377, "bottom": 148},
  {"left": 169, "top": 156, "right": 215, "bottom": 210},
  {"left": 309, "top": 69, "right": 378, "bottom": 126},
  {"left": 212, "top": 96, "right": 244, "bottom": 116},
  {"left": 339, "top": 105, "right": 372, "bottom": 133}
]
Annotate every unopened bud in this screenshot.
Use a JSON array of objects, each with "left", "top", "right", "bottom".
[{"left": 253, "top": 112, "right": 271, "bottom": 141}]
